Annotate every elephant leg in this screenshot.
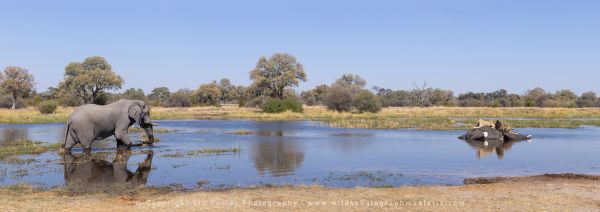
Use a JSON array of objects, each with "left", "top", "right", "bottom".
[
  {"left": 115, "top": 131, "right": 133, "bottom": 150},
  {"left": 63, "top": 134, "right": 77, "bottom": 153}
]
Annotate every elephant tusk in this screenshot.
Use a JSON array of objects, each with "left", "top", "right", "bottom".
[{"left": 150, "top": 123, "right": 160, "bottom": 126}]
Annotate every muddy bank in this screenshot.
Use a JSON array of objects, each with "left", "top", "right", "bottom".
[
  {"left": 464, "top": 173, "right": 600, "bottom": 184},
  {"left": 2, "top": 173, "right": 600, "bottom": 211}
]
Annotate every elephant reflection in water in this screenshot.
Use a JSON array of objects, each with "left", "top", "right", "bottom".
[
  {"left": 63, "top": 150, "right": 153, "bottom": 186},
  {"left": 252, "top": 140, "right": 304, "bottom": 177},
  {"left": 464, "top": 139, "right": 524, "bottom": 159}
]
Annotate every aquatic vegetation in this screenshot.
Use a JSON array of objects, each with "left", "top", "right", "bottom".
[
  {"left": 188, "top": 147, "right": 241, "bottom": 155},
  {"left": 197, "top": 179, "right": 210, "bottom": 187},
  {"left": 162, "top": 147, "right": 241, "bottom": 158},
  {"left": 129, "top": 127, "right": 175, "bottom": 134},
  {"left": 140, "top": 134, "right": 160, "bottom": 142},
  {"left": 330, "top": 133, "right": 374, "bottom": 137},
  {"left": 230, "top": 130, "right": 253, "bottom": 135},
  {"left": 0, "top": 140, "right": 61, "bottom": 160}
]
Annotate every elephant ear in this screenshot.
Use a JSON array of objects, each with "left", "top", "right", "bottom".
[{"left": 128, "top": 104, "right": 142, "bottom": 123}]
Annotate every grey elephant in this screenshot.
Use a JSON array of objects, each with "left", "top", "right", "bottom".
[
  {"left": 62, "top": 99, "right": 157, "bottom": 153},
  {"left": 458, "top": 126, "right": 531, "bottom": 141},
  {"left": 63, "top": 150, "right": 153, "bottom": 187}
]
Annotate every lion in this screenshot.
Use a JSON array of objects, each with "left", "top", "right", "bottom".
[
  {"left": 495, "top": 120, "right": 513, "bottom": 133},
  {"left": 475, "top": 118, "right": 495, "bottom": 128}
]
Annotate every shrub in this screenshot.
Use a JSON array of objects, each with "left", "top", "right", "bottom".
[
  {"left": 353, "top": 90, "right": 382, "bottom": 113},
  {"left": 238, "top": 98, "right": 246, "bottom": 107},
  {"left": 261, "top": 98, "right": 303, "bottom": 113},
  {"left": 166, "top": 89, "right": 193, "bottom": 107},
  {"left": 323, "top": 86, "right": 353, "bottom": 112},
  {"left": 37, "top": 100, "right": 58, "bottom": 114},
  {"left": 0, "top": 95, "right": 26, "bottom": 109}
]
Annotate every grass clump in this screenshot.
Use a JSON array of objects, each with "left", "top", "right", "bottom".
[
  {"left": 0, "top": 140, "right": 62, "bottom": 160},
  {"left": 261, "top": 98, "right": 303, "bottom": 113},
  {"left": 37, "top": 100, "right": 58, "bottom": 114},
  {"left": 188, "top": 147, "right": 241, "bottom": 155},
  {"left": 129, "top": 127, "right": 174, "bottom": 134},
  {"left": 231, "top": 130, "right": 253, "bottom": 135}
]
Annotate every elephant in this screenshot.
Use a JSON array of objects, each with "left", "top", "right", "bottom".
[
  {"left": 63, "top": 150, "right": 153, "bottom": 187},
  {"left": 458, "top": 126, "right": 532, "bottom": 141},
  {"left": 62, "top": 99, "right": 158, "bottom": 153}
]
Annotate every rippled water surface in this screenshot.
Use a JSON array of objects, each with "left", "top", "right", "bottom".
[{"left": 2, "top": 120, "right": 600, "bottom": 188}]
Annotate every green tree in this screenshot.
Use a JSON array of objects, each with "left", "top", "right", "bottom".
[
  {"left": 218, "top": 78, "right": 235, "bottom": 104},
  {"left": 323, "top": 86, "right": 353, "bottom": 112},
  {"left": 300, "top": 84, "right": 329, "bottom": 106},
  {"left": 1, "top": 66, "right": 35, "bottom": 109},
  {"left": 249, "top": 53, "right": 307, "bottom": 98},
  {"left": 167, "top": 89, "right": 193, "bottom": 107},
  {"left": 148, "top": 87, "right": 171, "bottom": 106},
  {"left": 353, "top": 89, "right": 382, "bottom": 113},
  {"left": 577, "top": 91, "right": 598, "bottom": 108},
  {"left": 193, "top": 81, "right": 221, "bottom": 106},
  {"left": 121, "top": 88, "right": 146, "bottom": 100},
  {"left": 59, "top": 56, "right": 123, "bottom": 104},
  {"left": 332, "top": 74, "right": 366, "bottom": 95},
  {"left": 524, "top": 87, "right": 548, "bottom": 107}
]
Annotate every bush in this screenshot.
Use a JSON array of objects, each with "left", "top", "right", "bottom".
[
  {"left": 166, "top": 89, "right": 193, "bottom": 107},
  {"left": 37, "top": 100, "right": 58, "bottom": 114},
  {"left": 323, "top": 86, "right": 353, "bottom": 112},
  {"left": 353, "top": 90, "right": 382, "bottom": 113},
  {"left": 0, "top": 95, "right": 26, "bottom": 109},
  {"left": 261, "top": 98, "right": 303, "bottom": 113}
]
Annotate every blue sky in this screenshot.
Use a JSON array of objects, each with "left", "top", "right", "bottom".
[{"left": 0, "top": 0, "right": 598, "bottom": 94}]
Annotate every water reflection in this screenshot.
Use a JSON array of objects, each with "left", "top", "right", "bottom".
[
  {"left": 0, "top": 128, "right": 28, "bottom": 143},
  {"left": 463, "top": 139, "right": 525, "bottom": 159},
  {"left": 0, "top": 124, "right": 65, "bottom": 144},
  {"left": 251, "top": 138, "right": 304, "bottom": 177},
  {"left": 63, "top": 151, "right": 153, "bottom": 186}
]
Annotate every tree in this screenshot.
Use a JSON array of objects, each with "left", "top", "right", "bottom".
[
  {"left": 412, "top": 81, "right": 430, "bottom": 108},
  {"left": 300, "top": 84, "right": 329, "bottom": 106},
  {"left": 1, "top": 66, "right": 35, "bottom": 109},
  {"left": 323, "top": 86, "right": 353, "bottom": 112},
  {"left": 121, "top": 88, "right": 146, "bottom": 100},
  {"left": 524, "top": 87, "right": 548, "bottom": 107},
  {"left": 429, "top": 88, "right": 455, "bottom": 106},
  {"left": 166, "top": 89, "right": 193, "bottom": 107},
  {"left": 379, "top": 90, "right": 413, "bottom": 107},
  {"left": 457, "top": 92, "right": 486, "bottom": 107},
  {"left": 249, "top": 53, "right": 307, "bottom": 98},
  {"left": 193, "top": 81, "right": 221, "bottom": 106},
  {"left": 59, "top": 56, "right": 123, "bottom": 104},
  {"left": 553, "top": 89, "right": 578, "bottom": 108},
  {"left": 353, "top": 89, "right": 382, "bottom": 113},
  {"left": 148, "top": 87, "right": 171, "bottom": 106},
  {"left": 332, "top": 74, "right": 366, "bottom": 95},
  {"left": 218, "top": 78, "right": 236, "bottom": 104},
  {"left": 577, "top": 91, "right": 598, "bottom": 108}
]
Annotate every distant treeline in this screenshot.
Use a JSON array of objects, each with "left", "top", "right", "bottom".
[{"left": 1, "top": 54, "right": 599, "bottom": 113}]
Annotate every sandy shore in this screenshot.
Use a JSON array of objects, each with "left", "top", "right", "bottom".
[{"left": 1, "top": 173, "right": 599, "bottom": 211}]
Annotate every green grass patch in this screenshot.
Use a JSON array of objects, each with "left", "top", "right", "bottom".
[{"left": 0, "top": 140, "right": 62, "bottom": 160}]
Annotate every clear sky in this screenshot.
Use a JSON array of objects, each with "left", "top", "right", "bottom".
[{"left": 0, "top": 0, "right": 598, "bottom": 94}]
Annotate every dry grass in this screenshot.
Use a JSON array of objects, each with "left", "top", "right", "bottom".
[
  {"left": 2, "top": 106, "right": 600, "bottom": 129},
  {"left": 1, "top": 174, "right": 600, "bottom": 211}
]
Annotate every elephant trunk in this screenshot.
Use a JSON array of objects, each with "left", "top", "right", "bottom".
[{"left": 143, "top": 125, "right": 155, "bottom": 144}]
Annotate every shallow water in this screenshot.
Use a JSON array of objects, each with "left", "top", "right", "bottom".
[{"left": 1, "top": 120, "right": 600, "bottom": 189}]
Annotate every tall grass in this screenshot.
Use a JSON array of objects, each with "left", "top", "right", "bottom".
[{"left": 2, "top": 106, "right": 600, "bottom": 129}]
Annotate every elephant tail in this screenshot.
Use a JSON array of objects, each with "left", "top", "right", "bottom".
[{"left": 62, "top": 121, "right": 71, "bottom": 149}]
